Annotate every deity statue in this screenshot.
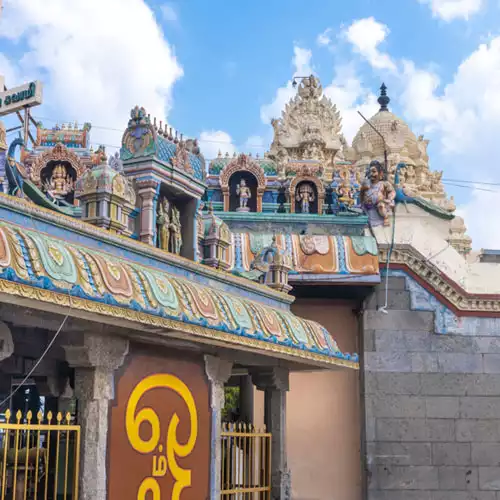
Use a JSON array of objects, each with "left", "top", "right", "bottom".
[
  {"left": 169, "top": 206, "right": 183, "bottom": 255},
  {"left": 44, "top": 164, "right": 74, "bottom": 199},
  {"left": 156, "top": 198, "right": 170, "bottom": 251},
  {"left": 360, "top": 160, "right": 395, "bottom": 227},
  {"left": 296, "top": 183, "right": 315, "bottom": 214},
  {"left": 235, "top": 179, "right": 251, "bottom": 212},
  {"left": 337, "top": 180, "right": 355, "bottom": 210},
  {"left": 108, "top": 151, "right": 124, "bottom": 172}
]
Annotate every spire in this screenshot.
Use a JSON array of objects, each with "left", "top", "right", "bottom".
[{"left": 378, "top": 83, "right": 390, "bottom": 112}]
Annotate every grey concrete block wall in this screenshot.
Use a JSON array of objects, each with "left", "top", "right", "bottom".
[{"left": 363, "top": 276, "right": 500, "bottom": 500}]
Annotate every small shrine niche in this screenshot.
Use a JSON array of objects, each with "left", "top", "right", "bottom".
[
  {"left": 41, "top": 160, "right": 77, "bottom": 204},
  {"left": 156, "top": 194, "right": 183, "bottom": 256},
  {"left": 294, "top": 181, "right": 318, "bottom": 214},
  {"left": 155, "top": 186, "right": 196, "bottom": 259},
  {"left": 229, "top": 171, "right": 258, "bottom": 213},
  {"left": 219, "top": 154, "right": 266, "bottom": 212}
]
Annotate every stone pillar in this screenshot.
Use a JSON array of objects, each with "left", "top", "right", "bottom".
[
  {"left": 239, "top": 374, "right": 254, "bottom": 424},
  {"left": 205, "top": 355, "right": 233, "bottom": 500},
  {"left": 136, "top": 179, "right": 159, "bottom": 245},
  {"left": 63, "top": 334, "right": 129, "bottom": 500},
  {"left": 252, "top": 367, "right": 291, "bottom": 500}
]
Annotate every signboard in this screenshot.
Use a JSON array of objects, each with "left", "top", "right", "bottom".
[
  {"left": 0, "top": 80, "right": 43, "bottom": 117},
  {"left": 107, "top": 353, "right": 211, "bottom": 500}
]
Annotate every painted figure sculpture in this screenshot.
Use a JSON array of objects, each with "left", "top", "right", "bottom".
[
  {"left": 296, "top": 183, "right": 315, "bottom": 214},
  {"left": 360, "top": 160, "right": 395, "bottom": 227},
  {"left": 169, "top": 205, "right": 183, "bottom": 255},
  {"left": 236, "top": 179, "right": 251, "bottom": 212},
  {"left": 157, "top": 198, "right": 170, "bottom": 251}
]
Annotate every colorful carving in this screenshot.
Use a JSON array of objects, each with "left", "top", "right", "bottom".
[
  {"left": 0, "top": 219, "right": 356, "bottom": 365},
  {"left": 121, "top": 106, "right": 156, "bottom": 160},
  {"left": 236, "top": 179, "right": 251, "bottom": 212},
  {"left": 43, "top": 163, "right": 74, "bottom": 200},
  {"left": 231, "top": 233, "right": 379, "bottom": 277},
  {"left": 219, "top": 154, "right": 266, "bottom": 212},
  {"left": 360, "top": 160, "right": 396, "bottom": 227},
  {"left": 289, "top": 175, "right": 324, "bottom": 214},
  {"left": 156, "top": 198, "right": 170, "bottom": 251},
  {"left": 169, "top": 206, "right": 182, "bottom": 255},
  {"left": 295, "top": 182, "right": 315, "bottom": 214},
  {"left": 29, "top": 143, "right": 87, "bottom": 186}
]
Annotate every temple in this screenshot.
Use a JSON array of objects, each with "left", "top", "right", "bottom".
[{"left": 0, "top": 75, "right": 497, "bottom": 500}]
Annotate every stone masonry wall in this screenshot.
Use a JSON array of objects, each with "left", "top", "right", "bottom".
[{"left": 364, "top": 275, "right": 500, "bottom": 500}]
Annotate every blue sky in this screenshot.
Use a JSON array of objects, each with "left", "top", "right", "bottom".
[{"left": 0, "top": 0, "right": 500, "bottom": 248}]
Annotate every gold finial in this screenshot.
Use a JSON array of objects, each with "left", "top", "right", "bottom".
[
  {"left": 47, "top": 411, "right": 53, "bottom": 423},
  {"left": 56, "top": 412, "right": 63, "bottom": 423},
  {"left": 26, "top": 410, "right": 33, "bottom": 423},
  {"left": 16, "top": 410, "right": 22, "bottom": 423},
  {"left": 5, "top": 409, "right": 11, "bottom": 422},
  {"left": 66, "top": 412, "right": 71, "bottom": 424},
  {"left": 37, "top": 410, "right": 43, "bottom": 423}
]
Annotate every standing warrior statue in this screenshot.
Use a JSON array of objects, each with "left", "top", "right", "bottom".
[
  {"left": 169, "top": 205, "right": 183, "bottom": 255},
  {"left": 360, "top": 160, "right": 395, "bottom": 227},
  {"left": 156, "top": 198, "right": 170, "bottom": 251},
  {"left": 296, "top": 183, "right": 315, "bottom": 214},
  {"left": 236, "top": 179, "right": 251, "bottom": 212}
]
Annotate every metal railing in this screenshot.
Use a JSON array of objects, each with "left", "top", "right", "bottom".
[
  {"left": 221, "top": 423, "right": 271, "bottom": 499},
  {"left": 0, "top": 409, "right": 80, "bottom": 500}
]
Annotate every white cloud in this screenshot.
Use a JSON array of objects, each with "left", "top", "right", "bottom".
[
  {"left": 160, "top": 3, "right": 178, "bottom": 22},
  {"left": 340, "top": 17, "right": 500, "bottom": 248},
  {"left": 199, "top": 130, "right": 237, "bottom": 160},
  {"left": 456, "top": 187, "right": 500, "bottom": 249},
  {"left": 243, "top": 135, "right": 266, "bottom": 156},
  {"left": 344, "top": 17, "right": 396, "bottom": 71},
  {"left": 0, "top": 0, "right": 183, "bottom": 151},
  {"left": 260, "top": 46, "right": 313, "bottom": 124},
  {"left": 293, "top": 46, "right": 314, "bottom": 76},
  {"left": 400, "top": 38, "right": 500, "bottom": 162},
  {"left": 323, "top": 65, "right": 379, "bottom": 142},
  {"left": 418, "top": 0, "right": 483, "bottom": 21},
  {"left": 317, "top": 28, "right": 332, "bottom": 47}
]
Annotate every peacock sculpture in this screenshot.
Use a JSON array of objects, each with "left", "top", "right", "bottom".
[{"left": 393, "top": 162, "right": 454, "bottom": 220}]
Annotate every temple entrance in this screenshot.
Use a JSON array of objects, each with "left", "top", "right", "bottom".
[
  {"left": 221, "top": 378, "right": 272, "bottom": 499},
  {"left": 229, "top": 172, "right": 258, "bottom": 213},
  {"left": 294, "top": 180, "right": 318, "bottom": 214}
]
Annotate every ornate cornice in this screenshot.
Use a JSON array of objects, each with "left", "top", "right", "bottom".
[
  {"left": 0, "top": 194, "right": 293, "bottom": 305},
  {"left": 381, "top": 244, "right": 500, "bottom": 316},
  {"left": 0, "top": 279, "right": 357, "bottom": 369}
]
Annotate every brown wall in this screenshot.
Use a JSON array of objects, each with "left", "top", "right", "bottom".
[{"left": 288, "top": 299, "right": 361, "bottom": 500}]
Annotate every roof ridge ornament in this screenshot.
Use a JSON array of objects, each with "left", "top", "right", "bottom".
[{"left": 378, "top": 83, "right": 390, "bottom": 112}]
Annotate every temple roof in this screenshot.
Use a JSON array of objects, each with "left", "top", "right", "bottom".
[{"left": 0, "top": 205, "right": 357, "bottom": 368}]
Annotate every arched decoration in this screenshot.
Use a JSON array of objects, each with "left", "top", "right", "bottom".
[
  {"left": 289, "top": 175, "right": 325, "bottom": 214},
  {"left": 220, "top": 154, "right": 266, "bottom": 212},
  {"left": 30, "top": 143, "right": 87, "bottom": 186}
]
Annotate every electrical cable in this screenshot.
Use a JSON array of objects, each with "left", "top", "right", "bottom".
[
  {"left": 0, "top": 314, "right": 70, "bottom": 411},
  {"left": 1, "top": 137, "right": 73, "bottom": 412}
]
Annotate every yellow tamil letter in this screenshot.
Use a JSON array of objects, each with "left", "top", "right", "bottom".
[{"left": 125, "top": 374, "right": 199, "bottom": 499}]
